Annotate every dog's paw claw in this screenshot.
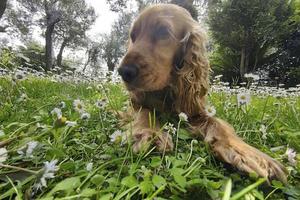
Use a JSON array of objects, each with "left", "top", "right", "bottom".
[
  {"left": 132, "top": 129, "right": 153, "bottom": 153},
  {"left": 214, "top": 140, "right": 287, "bottom": 184},
  {"left": 155, "top": 132, "right": 174, "bottom": 152}
]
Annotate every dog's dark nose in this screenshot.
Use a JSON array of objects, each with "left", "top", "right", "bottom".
[{"left": 118, "top": 64, "right": 139, "bottom": 83}]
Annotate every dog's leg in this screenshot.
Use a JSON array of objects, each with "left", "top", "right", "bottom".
[
  {"left": 131, "top": 108, "right": 173, "bottom": 153},
  {"left": 191, "top": 117, "right": 287, "bottom": 183}
]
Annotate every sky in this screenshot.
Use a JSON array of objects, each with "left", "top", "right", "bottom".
[
  {"left": 0, "top": 0, "right": 135, "bottom": 69},
  {"left": 0, "top": 0, "right": 120, "bottom": 47},
  {"left": 85, "top": 0, "right": 119, "bottom": 37}
]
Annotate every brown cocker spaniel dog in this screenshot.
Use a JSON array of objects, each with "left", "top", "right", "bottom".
[{"left": 118, "top": 4, "right": 287, "bottom": 183}]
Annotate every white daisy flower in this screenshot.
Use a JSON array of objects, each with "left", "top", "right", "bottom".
[
  {"left": 17, "top": 93, "right": 28, "bottom": 103},
  {"left": 80, "top": 112, "right": 90, "bottom": 120},
  {"left": 26, "top": 141, "right": 38, "bottom": 157},
  {"left": 59, "top": 101, "right": 66, "bottom": 109},
  {"left": 0, "top": 130, "right": 4, "bottom": 136},
  {"left": 205, "top": 105, "right": 216, "bottom": 117},
  {"left": 110, "top": 130, "right": 127, "bottom": 144},
  {"left": 0, "top": 147, "right": 8, "bottom": 163},
  {"left": 51, "top": 107, "right": 62, "bottom": 119},
  {"left": 237, "top": 92, "right": 251, "bottom": 106},
  {"left": 285, "top": 148, "right": 297, "bottom": 166},
  {"left": 95, "top": 99, "right": 108, "bottom": 109},
  {"left": 17, "top": 141, "right": 39, "bottom": 157},
  {"left": 244, "top": 73, "right": 259, "bottom": 81},
  {"left": 73, "top": 99, "right": 85, "bottom": 113},
  {"left": 35, "top": 159, "right": 59, "bottom": 189},
  {"left": 163, "top": 123, "right": 177, "bottom": 135},
  {"left": 36, "top": 123, "right": 47, "bottom": 129},
  {"left": 86, "top": 162, "right": 93, "bottom": 171},
  {"left": 259, "top": 125, "right": 267, "bottom": 140},
  {"left": 66, "top": 121, "right": 77, "bottom": 127},
  {"left": 214, "top": 74, "right": 223, "bottom": 79},
  {"left": 178, "top": 112, "right": 188, "bottom": 122}
]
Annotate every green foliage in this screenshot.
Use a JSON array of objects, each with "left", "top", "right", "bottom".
[
  {"left": 0, "top": 76, "right": 299, "bottom": 199},
  {"left": 0, "top": 47, "right": 16, "bottom": 69},
  {"left": 0, "top": 42, "right": 45, "bottom": 71},
  {"left": 209, "top": 45, "right": 240, "bottom": 82},
  {"left": 18, "top": 42, "right": 46, "bottom": 71},
  {"left": 208, "top": 0, "right": 299, "bottom": 85},
  {"left": 100, "top": 11, "right": 134, "bottom": 71}
]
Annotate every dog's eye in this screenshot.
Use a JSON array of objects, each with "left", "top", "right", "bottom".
[
  {"left": 130, "top": 31, "right": 136, "bottom": 42},
  {"left": 154, "top": 26, "right": 170, "bottom": 40}
]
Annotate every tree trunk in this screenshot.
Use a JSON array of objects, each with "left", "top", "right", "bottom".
[
  {"left": 57, "top": 39, "right": 68, "bottom": 67},
  {"left": 44, "top": 1, "right": 60, "bottom": 71},
  {"left": 83, "top": 58, "right": 90, "bottom": 72},
  {"left": 240, "top": 46, "right": 246, "bottom": 78},
  {"left": 0, "top": 0, "right": 7, "bottom": 19},
  {"left": 107, "top": 61, "right": 115, "bottom": 71},
  {"left": 45, "top": 25, "right": 55, "bottom": 71}
]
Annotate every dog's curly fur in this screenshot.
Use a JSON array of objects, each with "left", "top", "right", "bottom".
[{"left": 118, "top": 4, "right": 287, "bottom": 183}]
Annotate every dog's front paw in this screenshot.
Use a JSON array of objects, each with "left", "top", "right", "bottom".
[
  {"left": 155, "top": 132, "right": 174, "bottom": 152},
  {"left": 213, "top": 138, "right": 287, "bottom": 184},
  {"left": 132, "top": 129, "right": 154, "bottom": 153}
]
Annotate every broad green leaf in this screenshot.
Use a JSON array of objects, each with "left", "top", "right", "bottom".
[
  {"left": 173, "top": 159, "right": 186, "bottom": 168},
  {"left": 170, "top": 168, "right": 184, "bottom": 176},
  {"left": 271, "top": 180, "right": 284, "bottom": 189},
  {"left": 178, "top": 129, "right": 192, "bottom": 140},
  {"left": 208, "top": 181, "right": 222, "bottom": 189},
  {"left": 150, "top": 156, "right": 162, "bottom": 168},
  {"left": 48, "top": 177, "right": 81, "bottom": 195},
  {"left": 46, "top": 148, "right": 65, "bottom": 159},
  {"left": 173, "top": 174, "right": 186, "bottom": 188},
  {"left": 139, "top": 180, "right": 154, "bottom": 195},
  {"left": 99, "top": 193, "right": 113, "bottom": 200},
  {"left": 91, "top": 174, "right": 105, "bottom": 185},
  {"left": 80, "top": 188, "right": 97, "bottom": 197},
  {"left": 152, "top": 174, "right": 166, "bottom": 188},
  {"left": 121, "top": 176, "right": 138, "bottom": 188}
]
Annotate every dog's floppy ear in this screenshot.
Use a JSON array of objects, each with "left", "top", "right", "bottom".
[
  {"left": 173, "top": 32, "right": 190, "bottom": 70},
  {"left": 173, "top": 28, "right": 210, "bottom": 116}
]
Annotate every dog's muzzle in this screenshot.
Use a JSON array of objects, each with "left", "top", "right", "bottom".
[{"left": 118, "top": 64, "right": 139, "bottom": 83}]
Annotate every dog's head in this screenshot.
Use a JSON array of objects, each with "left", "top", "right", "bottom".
[{"left": 118, "top": 4, "right": 209, "bottom": 114}]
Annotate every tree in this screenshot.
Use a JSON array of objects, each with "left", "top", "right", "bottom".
[
  {"left": 0, "top": 1, "right": 32, "bottom": 35},
  {"left": 264, "top": 0, "right": 300, "bottom": 86},
  {"left": 54, "top": 0, "right": 96, "bottom": 67},
  {"left": 107, "top": 0, "right": 202, "bottom": 20},
  {"left": 0, "top": 0, "right": 7, "bottom": 20},
  {"left": 83, "top": 40, "right": 102, "bottom": 73},
  {"left": 15, "top": 0, "right": 62, "bottom": 71},
  {"left": 171, "top": 0, "right": 198, "bottom": 20},
  {"left": 100, "top": 11, "right": 134, "bottom": 71},
  {"left": 5, "top": 0, "right": 95, "bottom": 71},
  {"left": 208, "top": 0, "right": 294, "bottom": 82}
]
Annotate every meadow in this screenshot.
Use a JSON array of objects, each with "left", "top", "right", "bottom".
[{"left": 0, "top": 69, "right": 299, "bottom": 200}]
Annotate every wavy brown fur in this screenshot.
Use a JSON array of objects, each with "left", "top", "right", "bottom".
[
  {"left": 173, "top": 28, "right": 209, "bottom": 117},
  {"left": 118, "top": 4, "right": 287, "bottom": 184}
]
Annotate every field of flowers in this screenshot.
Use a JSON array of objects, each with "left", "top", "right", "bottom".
[{"left": 0, "top": 68, "right": 299, "bottom": 200}]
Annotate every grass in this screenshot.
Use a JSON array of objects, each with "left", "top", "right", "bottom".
[{"left": 0, "top": 75, "right": 299, "bottom": 200}]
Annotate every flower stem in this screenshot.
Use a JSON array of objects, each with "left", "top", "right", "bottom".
[
  {"left": 0, "top": 163, "right": 38, "bottom": 175},
  {"left": 175, "top": 120, "right": 181, "bottom": 158}
]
